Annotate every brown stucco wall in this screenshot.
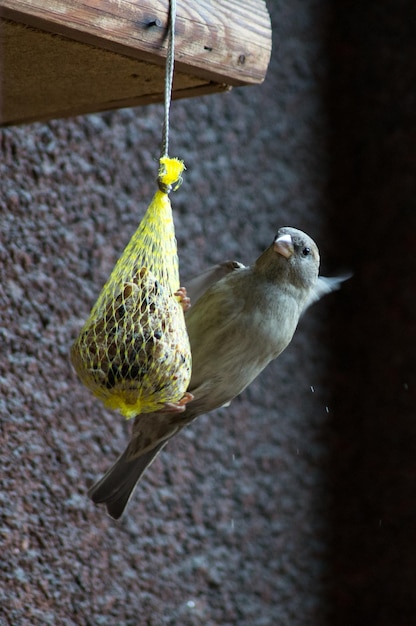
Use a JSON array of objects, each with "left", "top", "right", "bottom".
[{"left": 1, "top": 1, "right": 415, "bottom": 625}]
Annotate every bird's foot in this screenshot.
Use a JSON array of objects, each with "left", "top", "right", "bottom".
[
  {"left": 175, "top": 287, "right": 191, "bottom": 311},
  {"left": 156, "top": 392, "right": 194, "bottom": 414}
]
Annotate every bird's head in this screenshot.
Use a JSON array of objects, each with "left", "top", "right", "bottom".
[{"left": 257, "top": 226, "right": 320, "bottom": 289}]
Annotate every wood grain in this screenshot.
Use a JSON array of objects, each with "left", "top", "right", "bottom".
[
  {"left": 0, "top": 19, "right": 229, "bottom": 126},
  {"left": 0, "top": 0, "right": 271, "bottom": 85}
]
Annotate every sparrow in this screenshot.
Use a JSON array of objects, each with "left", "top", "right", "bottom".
[{"left": 89, "top": 227, "right": 347, "bottom": 518}]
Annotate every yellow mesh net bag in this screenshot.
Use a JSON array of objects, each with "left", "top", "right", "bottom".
[{"left": 71, "top": 157, "right": 192, "bottom": 419}]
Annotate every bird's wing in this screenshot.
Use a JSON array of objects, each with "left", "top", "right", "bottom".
[
  {"left": 184, "top": 261, "right": 245, "bottom": 305},
  {"left": 303, "top": 273, "right": 352, "bottom": 310}
]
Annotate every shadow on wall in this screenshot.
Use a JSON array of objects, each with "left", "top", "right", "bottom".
[{"left": 328, "top": 2, "right": 416, "bottom": 624}]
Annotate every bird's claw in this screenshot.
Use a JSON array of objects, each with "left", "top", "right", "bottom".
[
  {"left": 175, "top": 287, "right": 191, "bottom": 311},
  {"left": 155, "top": 392, "right": 194, "bottom": 414}
]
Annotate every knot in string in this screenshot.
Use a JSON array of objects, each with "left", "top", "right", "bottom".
[{"left": 157, "top": 156, "right": 185, "bottom": 195}]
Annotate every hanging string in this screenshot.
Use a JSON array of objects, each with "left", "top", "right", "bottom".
[{"left": 160, "top": 0, "right": 177, "bottom": 160}]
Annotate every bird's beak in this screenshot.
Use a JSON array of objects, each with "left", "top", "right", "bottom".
[{"left": 274, "top": 234, "right": 294, "bottom": 258}]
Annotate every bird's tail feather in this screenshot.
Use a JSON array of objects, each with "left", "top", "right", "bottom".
[{"left": 88, "top": 441, "right": 166, "bottom": 520}]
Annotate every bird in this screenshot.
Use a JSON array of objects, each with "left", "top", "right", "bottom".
[{"left": 89, "top": 226, "right": 347, "bottom": 519}]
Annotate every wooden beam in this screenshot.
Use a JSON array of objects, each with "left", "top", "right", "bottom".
[
  {"left": 1, "top": 0, "right": 271, "bottom": 85},
  {"left": 0, "top": 19, "right": 230, "bottom": 126},
  {"left": 0, "top": 1, "right": 271, "bottom": 126}
]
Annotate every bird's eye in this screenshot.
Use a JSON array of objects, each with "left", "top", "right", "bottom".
[{"left": 302, "top": 247, "right": 311, "bottom": 257}]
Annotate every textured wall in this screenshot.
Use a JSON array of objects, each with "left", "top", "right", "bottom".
[{"left": 2, "top": 0, "right": 414, "bottom": 624}]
